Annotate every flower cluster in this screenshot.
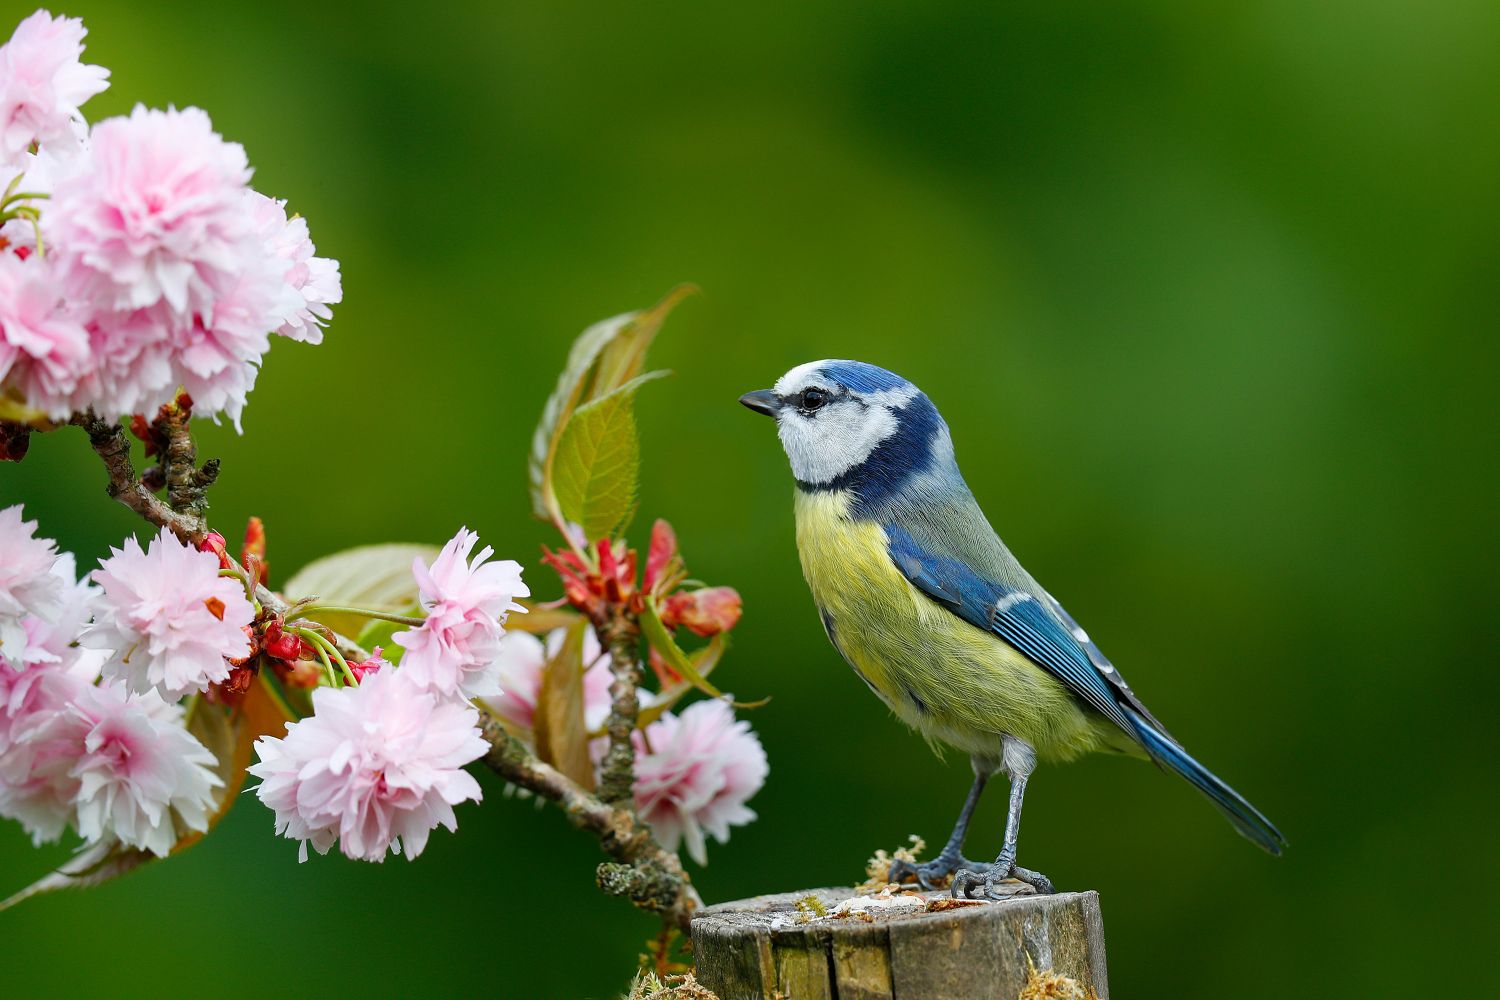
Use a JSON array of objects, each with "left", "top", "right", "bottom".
[
  {"left": 0, "top": 506, "right": 222, "bottom": 856},
  {"left": 249, "top": 527, "right": 526, "bottom": 862},
  {"left": 1, "top": 12, "right": 765, "bottom": 917},
  {"left": 0, "top": 10, "right": 340, "bottom": 428}
]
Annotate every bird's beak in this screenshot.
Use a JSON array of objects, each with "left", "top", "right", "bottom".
[{"left": 738, "top": 389, "right": 780, "bottom": 418}]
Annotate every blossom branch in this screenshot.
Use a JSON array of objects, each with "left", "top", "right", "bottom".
[
  {"left": 596, "top": 609, "right": 643, "bottom": 808},
  {"left": 73, "top": 410, "right": 697, "bottom": 927},
  {"left": 71, "top": 411, "right": 206, "bottom": 542},
  {"left": 477, "top": 708, "right": 701, "bottom": 931}
]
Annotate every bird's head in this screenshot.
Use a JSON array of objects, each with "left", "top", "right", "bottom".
[{"left": 740, "top": 360, "right": 953, "bottom": 492}]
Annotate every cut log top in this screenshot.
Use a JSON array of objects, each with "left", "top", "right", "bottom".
[{"left": 691, "top": 884, "right": 1108, "bottom": 1000}]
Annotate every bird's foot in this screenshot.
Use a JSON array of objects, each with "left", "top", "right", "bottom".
[
  {"left": 888, "top": 846, "right": 981, "bottom": 890},
  {"left": 950, "top": 850, "right": 1055, "bottom": 899}
]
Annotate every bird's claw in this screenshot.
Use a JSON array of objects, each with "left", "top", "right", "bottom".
[
  {"left": 950, "top": 854, "right": 1055, "bottom": 899},
  {"left": 888, "top": 848, "right": 980, "bottom": 890}
]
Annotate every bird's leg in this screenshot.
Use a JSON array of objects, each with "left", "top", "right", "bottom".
[
  {"left": 889, "top": 761, "right": 992, "bottom": 889},
  {"left": 952, "top": 737, "right": 1055, "bottom": 899}
]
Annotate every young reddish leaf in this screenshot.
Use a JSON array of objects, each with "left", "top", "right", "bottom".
[
  {"left": 241, "top": 516, "right": 268, "bottom": 584},
  {"left": 177, "top": 673, "right": 295, "bottom": 853},
  {"left": 534, "top": 619, "right": 594, "bottom": 790},
  {"left": 502, "top": 602, "right": 583, "bottom": 635}
]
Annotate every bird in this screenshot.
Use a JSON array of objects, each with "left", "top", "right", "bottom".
[{"left": 740, "top": 360, "right": 1284, "bottom": 898}]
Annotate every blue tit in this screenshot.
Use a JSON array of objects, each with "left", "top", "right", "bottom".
[{"left": 741, "top": 360, "right": 1284, "bottom": 897}]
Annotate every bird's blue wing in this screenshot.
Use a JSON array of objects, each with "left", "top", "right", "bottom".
[{"left": 884, "top": 520, "right": 1141, "bottom": 739}]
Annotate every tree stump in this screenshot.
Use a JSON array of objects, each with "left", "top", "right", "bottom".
[{"left": 691, "top": 884, "right": 1108, "bottom": 999}]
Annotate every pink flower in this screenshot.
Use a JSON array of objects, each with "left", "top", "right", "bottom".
[
  {"left": 168, "top": 267, "right": 277, "bottom": 428},
  {"left": 395, "top": 528, "right": 529, "bottom": 700},
  {"left": 485, "top": 627, "right": 613, "bottom": 735},
  {"left": 82, "top": 526, "right": 255, "bottom": 700},
  {"left": 0, "top": 680, "right": 220, "bottom": 854},
  {"left": 44, "top": 104, "right": 297, "bottom": 425},
  {"left": 0, "top": 252, "right": 91, "bottom": 418},
  {"left": 50, "top": 105, "right": 255, "bottom": 315},
  {"left": 248, "top": 668, "right": 487, "bottom": 863},
  {"left": 632, "top": 699, "right": 767, "bottom": 865},
  {"left": 0, "top": 136, "right": 85, "bottom": 250},
  {"left": 0, "top": 504, "right": 65, "bottom": 655},
  {"left": 0, "top": 10, "right": 109, "bottom": 167},
  {"left": 73, "top": 305, "right": 175, "bottom": 419},
  {"left": 245, "top": 190, "right": 342, "bottom": 345},
  {"left": 0, "top": 554, "right": 102, "bottom": 756}
]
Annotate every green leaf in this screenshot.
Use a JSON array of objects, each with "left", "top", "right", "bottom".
[
  {"left": 552, "top": 370, "right": 670, "bottom": 542},
  {"left": 641, "top": 597, "right": 768, "bottom": 709},
  {"left": 636, "top": 633, "right": 730, "bottom": 729},
  {"left": 528, "top": 286, "right": 697, "bottom": 527},
  {"left": 534, "top": 620, "right": 595, "bottom": 789},
  {"left": 282, "top": 543, "right": 437, "bottom": 638}
]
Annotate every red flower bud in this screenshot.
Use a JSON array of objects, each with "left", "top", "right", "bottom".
[
  {"left": 206, "top": 664, "right": 257, "bottom": 705},
  {"left": 196, "top": 531, "right": 231, "bottom": 569},
  {"left": 262, "top": 619, "right": 310, "bottom": 662},
  {"left": 661, "top": 586, "right": 743, "bottom": 637}
]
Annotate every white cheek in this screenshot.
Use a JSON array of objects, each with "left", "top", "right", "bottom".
[{"left": 779, "top": 404, "right": 896, "bottom": 484}]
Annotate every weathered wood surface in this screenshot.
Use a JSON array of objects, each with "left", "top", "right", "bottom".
[{"left": 692, "top": 885, "right": 1107, "bottom": 1000}]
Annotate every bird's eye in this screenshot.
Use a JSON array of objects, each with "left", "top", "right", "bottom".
[{"left": 800, "top": 387, "right": 829, "bottom": 411}]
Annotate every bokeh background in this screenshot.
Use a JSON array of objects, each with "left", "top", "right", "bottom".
[{"left": 3, "top": 1, "right": 1497, "bottom": 997}]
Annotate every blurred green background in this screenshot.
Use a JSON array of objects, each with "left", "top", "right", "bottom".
[{"left": 3, "top": 1, "right": 1496, "bottom": 996}]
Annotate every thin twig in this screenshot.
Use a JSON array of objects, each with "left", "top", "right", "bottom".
[
  {"left": 479, "top": 708, "right": 700, "bottom": 931},
  {"left": 71, "top": 411, "right": 204, "bottom": 541}
]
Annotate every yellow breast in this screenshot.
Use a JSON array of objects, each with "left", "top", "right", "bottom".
[{"left": 793, "top": 489, "right": 1115, "bottom": 763}]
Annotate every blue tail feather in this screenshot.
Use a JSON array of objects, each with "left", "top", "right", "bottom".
[{"left": 1124, "top": 707, "right": 1287, "bottom": 856}]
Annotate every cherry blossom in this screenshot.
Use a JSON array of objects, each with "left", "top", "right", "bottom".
[
  {"left": 395, "top": 528, "right": 529, "bottom": 700},
  {"left": 0, "top": 9, "right": 109, "bottom": 167},
  {"left": 632, "top": 699, "right": 767, "bottom": 865},
  {"left": 248, "top": 668, "right": 487, "bottom": 863},
  {"left": 0, "top": 504, "right": 65, "bottom": 656},
  {"left": 82, "top": 527, "right": 255, "bottom": 700},
  {"left": 2, "top": 680, "right": 220, "bottom": 854}
]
